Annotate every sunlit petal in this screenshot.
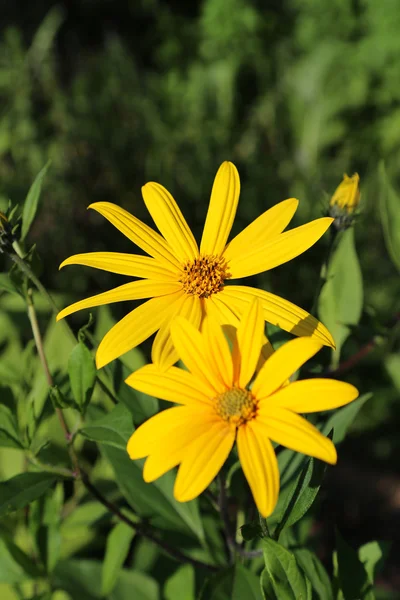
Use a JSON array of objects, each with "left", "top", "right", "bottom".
[
  {"left": 233, "top": 298, "right": 265, "bottom": 388},
  {"left": 237, "top": 421, "right": 279, "bottom": 517},
  {"left": 223, "top": 198, "right": 298, "bottom": 262},
  {"left": 56, "top": 280, "right": 181, "bottom": 322},
  {"left": 268, "top": 379, "right": 359, "bottom": 413},
  {"left": 227, "top": 217, "right": 334, "bottom": 278},
  {"left": 142, "top": 182, "right": 199, "bottom": 261},
  {"left": 200, "top": 162, "right": 240, "bottom": 256},
  {"left": 89, "top": 202, "right": 181, "bottom": 270},
  {"left": 174, "top": 422, "right": 235, "bottom": 502},
  {"left": 202, "top": 315, "right": 233, "bottom": 388}
]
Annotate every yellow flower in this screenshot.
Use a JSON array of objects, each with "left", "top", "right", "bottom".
[
  {"left": 126, "top": 300, "right": 359, "bottom": 517},
  {"left": 330, "top": 173, "right": 360, "bottom": 214},
  {"left": 57, "top": 161, "right": 334, "bottom": 369}
]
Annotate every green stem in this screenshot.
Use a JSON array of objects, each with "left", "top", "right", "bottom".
[{"left": 258, "top": 512, "right": 270, "bottom": 538}]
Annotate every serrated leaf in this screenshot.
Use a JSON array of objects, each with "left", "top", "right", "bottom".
[
  {"left": 379, "top": 161, "right": 400, "bottom": 273},
  {"left": 261, "top": 538, "right": 312, "bottom": 600},
  {"left": 21, "top": 161, "right": 51, "bottom": 240},
  {"left": 318, "top": 227, "right": 363, "bottom": 366},
  {"left": 322, "top": 393, "right": 372, "bottom": 444},
  {"left": 0, "top": 472, "right": 57, "bottom": 517},
  {"left": 293, "top": 549, "right": 333, "bottom": 600},
  {"left": 68, "top": 341, "right": 96, "bottom": 413},
  {"left": 274, "top": 457, "right": 326, "bottom": 536},
  {"left": 200, "top": 563, "right": 262, "bottom": 600},
  {"left": 80, "top": 403, "right": 134, "bottom": 450},
  {"left": 101, "top": 522, "right": 135, "bottom": 596}
]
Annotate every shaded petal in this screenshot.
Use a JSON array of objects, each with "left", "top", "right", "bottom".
[
  {"left": 127, "top": 405, "right": 199, "bottom": 459},
  {"left": 221, "top": 286, "right": 335, "bottom": 348},
  {"left": 233, "top": 298, "right": 265, "bottom": 388},
  {"left": 89, "top": 202, "right": 181, "bottom": 270},
  {"left": 171, "top": 316, "right": 226, "bottom": 394},
  {"left": 142, "top": 182, "right": 199, "bottom": 262},
  {"left": 223, "top": 198, "right": 298, "bottom": 261},
  {"left": 200, "top": 162, "right": 240, "bottom": 256},
  {"left": 257, "top": 407, "right": 337, "bottom": 464},
  {"left": 151, "top": 294, "right": 202, "bottom": 370},
  {"left": 227, "top": 217, "right": 334, "bottom": 279},
  {"left": 268, "top": 379, "right": 359, "bottom": 413},
  {"left": 202, "top": 315, "right": 234, "bottom": 388},
  {"left": 252, "top": 337, "right": 323, "bottom": 399},
  {"left": 96, "top": 290, "right": 184, "bottom": 368},
  {"left": 174, "top": 422, "right": 235, "bottom": 502},
  {"left": 59, "top": 252, "right": 179, "bottom": 280},
  {"left": 237, "top": 421, "right": 280, "bottom": 517},
  {"left": 56, "top": 280, "right": 182, "bottom": 322},
  {"left": 125, "top": 364, "right": 215, "bottom": 406},
  {"left": 143, "top": 410, "right": 222, "bottom": 482}
]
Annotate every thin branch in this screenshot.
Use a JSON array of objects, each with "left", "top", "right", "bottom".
[{"left": 81, "top": 472, "right": 219, "bottom": 572}]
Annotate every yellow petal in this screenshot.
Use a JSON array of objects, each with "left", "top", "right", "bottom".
[
  {"left": 233, "top": 298, "right": 265, "bottom": 388},
  {"left": 143, "top": 410, "right": 221, "bottom": 482},
  {"left": 269, "top": 379, "right": 359, "bottom": 413},
  {"left": 59, "top": 252, "right": 179, "bottom": 280},
  {"left": 223, "top": 198, "right": 298, "bottom": 262},
  {"left": 88, "top": 202, "right": 181, "bottom": 270},
  {"left": 200, "top": 162, "right": 240, "bottom": 256},
  {"left": 227, "top": 217, "right": 334, "bottom": 278},
  {"left": 170, "top": 316, "right": 226, "bottom": 394},
  {"left": 220, "top": 286, "right": 335, "bottom": 348},
  {"left": 56, "top": 280, "right": 181, "bottom": 322},
  {"left": 125, "top": 364, "right": 214, "bottom": 405},
  {"left": 151, "top": 294, "right": 202, "bottom": 370},
  {"left": 257, "top": 407, "right": 337, "bottom": 464},
  {"left": 174, "top": 422, "right": 235, "bottom": 502},
  {"left": 202, "top": 315, "right": 234, "bottom": 388},
  {"left": 142, "top": 182, "right": 199, "bottom": 262},
  {"left": 237, "top": 421, "right": 279, "bottom": 517},
  {"left": 127, "top": 405, "right": 197, "bottom": 459},
  {"left": 96, "top": 291, "right": 183, "bottom": 368},
  {"left": 252, "top": 337, "right": 323, "bottom": 399}
]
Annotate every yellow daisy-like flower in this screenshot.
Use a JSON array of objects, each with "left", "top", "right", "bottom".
[
  {"left": 330, "top": 173, "right": 360, "bottom": 214},
  {"left": 57, "top": 162, "right": 334, "bottom": 370},
  {"left": 125, "top": 300, "right": 359, "bottom": 517}
]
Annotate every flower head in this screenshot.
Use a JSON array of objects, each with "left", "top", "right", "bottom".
[
  {"left": 57, "top": 162, "right": 334, "bottom": 370},
  {"left": 126, "top": 300, "right": 359, "bottom": 517},
  {"left": 329, "top": 173, "right": 360, "bottom": 229}
]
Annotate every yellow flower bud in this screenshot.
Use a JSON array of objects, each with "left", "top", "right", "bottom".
[{"left": 330, "top": 173, "right": 360, "bottom": 214}]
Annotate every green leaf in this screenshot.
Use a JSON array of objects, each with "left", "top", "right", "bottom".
[
  {"left": 101, "top": 522, "right": 135, "bottom": 596},
  {"left": 21, "top": 161, "right": 51, "bottom": 240},
  {"left": 385, "top": 354, "right": 400, "bottom": 391},
  {"left": 102, "top": 444, "right": 205, "bottom": 543},
  {"left": 0, "top": 537, "right": 41, "bottom": 583},
  {"left": 54, "top": 559, "right": 159, "bottom": 600},
  {"left": 261, "top": 538, "right": 312, "bottom": 600},
  {"left": 200, "top": 563, "right": 262, "bottom": 600},
  {"left": 293, "top": 549, "right": 333, "bottom": 600},
  {"left": 29, "top": 484, "right": 64, "bottom": 574},
  {"left": 68, "top": 341, "right": 96, "bottom": 413},
  {"left": 318, "top": 227, "right": 363, "bottom": 366},
  {"left": 358, "top": 541, "right": 390, "bottom": 589},
  {"left": 322, "top": 393, "right": 372, "bottom": 444},
  {"left": 379, "top": 161, "right": 400, "bottom": 273},
  {"left": 274, "top": 457, "right": 326, "bottom": 536},
  {"left": 164, "top": 564, "right": 195, "bottom": 600},
  {"left": 0, "top": 472, "right": 57, "bottom": 517},
  {"left": 0, "top": 273, "right": 20, "bottom": 296},
  {"left": 0, "top": 403, "right": 23, "bottom": 449},
  {"left": 334, "top": 530, "right": 372, "bottom": 600},
  {"left": 80, "top": 403, "right": 134, "bottom": 450}
]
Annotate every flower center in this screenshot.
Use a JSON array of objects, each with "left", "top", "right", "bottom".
[
  {"left": 180, "top": 255, "right": 230, "bottom": 298},
  {"left": 215, "top": 387, "right": 258, "bottom": 426}
]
